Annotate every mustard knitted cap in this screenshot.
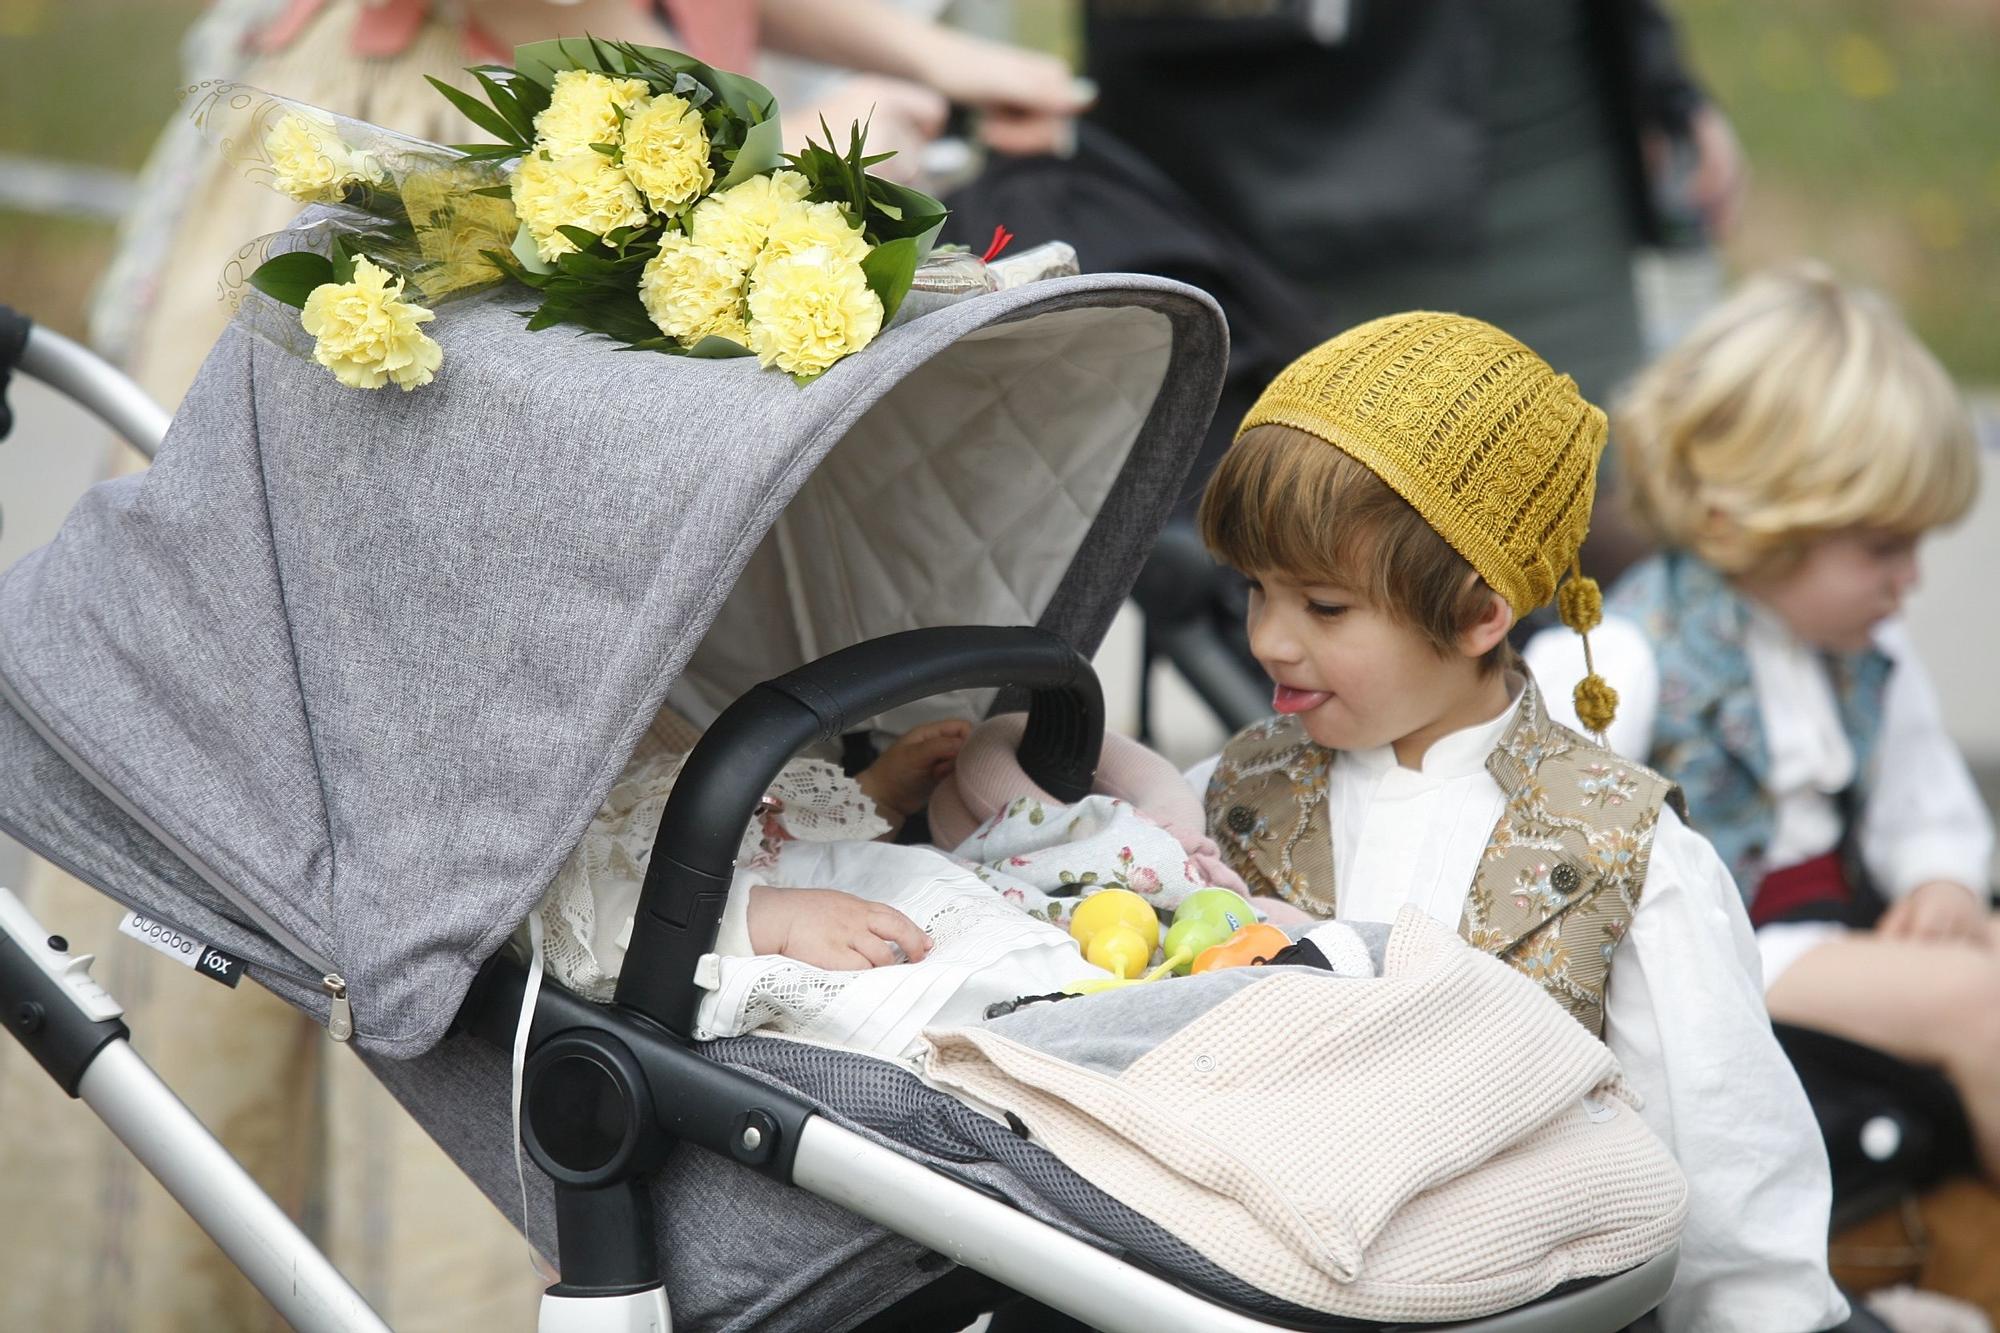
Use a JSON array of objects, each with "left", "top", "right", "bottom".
[{"left": 1237, "top": 311, "right": 1607, "bottom": 617}]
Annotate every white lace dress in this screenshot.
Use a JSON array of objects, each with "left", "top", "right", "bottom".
[{"left": 536, "top": 728, "right": 890, "bottom": 1002}]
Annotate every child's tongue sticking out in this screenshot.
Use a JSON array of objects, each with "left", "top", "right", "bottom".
[{"left": 1272, "top": 685, "right": 1331, "bottom": 715}]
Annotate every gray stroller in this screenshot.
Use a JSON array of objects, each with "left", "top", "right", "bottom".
[{"left": 0, "top": 276, "right": 1677, "bottom": 1331}]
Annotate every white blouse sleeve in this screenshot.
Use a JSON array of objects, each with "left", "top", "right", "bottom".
[
  {"left": 1183, "top": 754, "right": 1220, "bottom": 801},
  {"left": 1859, "top": 621, "right": 1996, "bottom": 899},
  {"left": 1520, "top": 614, "right": 1661, "bottom": 762},
  {"left": 1603, "top": 807, "right": 1848, "bottom": 1333}
]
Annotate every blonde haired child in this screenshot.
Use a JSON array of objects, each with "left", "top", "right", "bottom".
[
  {"left": 1188, "top": 312, "right": 1846, "bottom": 1331},
  {"left": 1527, "top": 263, "right": 1996, "bottom": 1169}
]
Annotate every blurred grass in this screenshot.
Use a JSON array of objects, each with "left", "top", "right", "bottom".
[
  {"left": 0, "top": 0, "right": 204, "bottom": 167},
  {"left": 1675, "top": 0, "right": 2000, "bottom": 379}
]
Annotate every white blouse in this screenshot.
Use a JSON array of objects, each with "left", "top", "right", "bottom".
[
  {"left": 1185, "top": 692, "right": 1849, "bottom": 1333},
  {"left": 1524, "top": 614, "right": 1995, "bottom": 960}
]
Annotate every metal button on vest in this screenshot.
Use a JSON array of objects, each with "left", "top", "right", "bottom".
[
  {"left": 1550, "top": 862, "right": 1581, "bottom": 896},
  {"left": 1226, "top": 805, "right": 1255, "bottom": 835}
]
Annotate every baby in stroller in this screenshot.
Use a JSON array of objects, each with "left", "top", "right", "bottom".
[{"left": 535, "top": 693, "right": 1284, "bottom": 1061}]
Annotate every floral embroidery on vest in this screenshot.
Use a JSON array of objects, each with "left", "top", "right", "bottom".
[
  {"left": 1204, "top": 676, "right": 1684, "bottom": 1036},
  {"left": 1605, "top": 551, "right": 1891, "bottom": 898}
]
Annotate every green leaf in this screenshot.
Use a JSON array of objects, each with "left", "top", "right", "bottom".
[
  {"left": 246, "top": 251, "right": 336, "bottom": 308},
  {"left": 511, "top": 222, "right": 555, "bottom": 275},
  {"left": 514, "top": 36, "right": 610, "bottom": 87},
  {"left": 554, "top": 224, "right": 605, "bottom": 252},
  {"left": 469, "top": 184, "right": 514, "bottom": 199},
  {"left": 449, "top": 144, "right": 524, "bottom": 162},
  {"left": 471, "top": 68, "right": 534, "bottom": 141},
  {"left": 426, "top": 75, "right": 524, "bottom": 148},
  {"left": 860, "top": 236, "right": 921, "bottom": 324},
  {"left": 685, "top": 335, "right": 754, "bottom": 359},
  {"left": 716, "top": 112, "right": 784, "bottom": 189}
]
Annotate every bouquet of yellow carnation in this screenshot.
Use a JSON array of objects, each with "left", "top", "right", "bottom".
[
  {"left": 456, "top": 38, "right": 949, "bottom": 383},
  {"left": 201, "top": 36, "right": 949, "bottom": 389}
]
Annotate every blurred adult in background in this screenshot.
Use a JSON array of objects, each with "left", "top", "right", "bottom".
[
  {"left": 1087, "top": 0, "right": 1744, "bottom": 403},
  {"left": 3, "top": 4, "right": 1085, "bottom": 1331},
  {"left": 1082, "top": 0, "right": 1746, "bottom": 574}
]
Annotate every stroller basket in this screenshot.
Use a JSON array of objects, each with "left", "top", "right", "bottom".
[{"left": 0, "top": 286, "right": 1678, "bottom": 1331}]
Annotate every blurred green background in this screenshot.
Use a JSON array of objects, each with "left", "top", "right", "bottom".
[{"left": 1, "top": 0, "right": 1996, "bottom": 383}]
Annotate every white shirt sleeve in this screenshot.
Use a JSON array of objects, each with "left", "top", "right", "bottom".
[
  {"left": 1520, "top": 614, "right": 1661, "bottom": 761},
  {"left": 1859, "top": 621, "right": 1996, "bottom": 899},
  {"left": 1183, "top": 754, "right": 1220, "bottom": 801},
  {"left": 1604, "top": 807, "right": 1848, "bottom": 1333}
]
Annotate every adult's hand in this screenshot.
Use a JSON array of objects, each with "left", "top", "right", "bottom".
[
  {"left": 1684, "top": 104, "right": 1748, "bottom": 238},
  {"left": 760, "top": 0, "right": 1093, "bottom": 158},
  {"left": 904, "top": 27, "right": 1094, "bottom": 157}
]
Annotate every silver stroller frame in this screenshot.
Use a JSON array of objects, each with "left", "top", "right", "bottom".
[{"left": 0, "top": 314, "right": 1678, "bottom": 1333}]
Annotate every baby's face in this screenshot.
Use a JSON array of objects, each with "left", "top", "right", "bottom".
[{"left": 1746, "top": 529, "right": 1921, "bottom": 652}]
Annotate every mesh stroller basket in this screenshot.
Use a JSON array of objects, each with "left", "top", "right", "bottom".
[{"left": 0, "top": 278, "right": 1678, "bottom": 1332}]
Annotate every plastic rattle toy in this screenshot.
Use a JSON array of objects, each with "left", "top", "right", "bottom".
[
  {"left": 1158, "top": 888, "right": 1260, "bottom": 976},
  {"left": 1067, "top": 888, "right": 1160, "bottom": 980},
  {"left": 1191, "top": 922, "right": 1292, "bottom": 974}
]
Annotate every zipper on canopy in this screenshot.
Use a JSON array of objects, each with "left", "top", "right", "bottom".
[
  {"left": 0, "top": 671, "right": 354, "bottom": 1039},
  {"left": 0, "top": 804, "right": 327, "bottom": 995}
]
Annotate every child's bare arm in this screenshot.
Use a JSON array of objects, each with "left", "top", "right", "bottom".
[
  {"left": 1878, "top": 880, "right": 1988, "bottom": 945},
  {"left": 855, "top": 719, "right": 972, "bottom": 832},
  {"left": 747, "top": 884, "right": 931, "bottom": 970}
]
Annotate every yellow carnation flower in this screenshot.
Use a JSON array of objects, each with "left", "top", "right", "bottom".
[
  {"left": 639, "top": 234, "right": 749, "bottom": 346},
  {"left": 263, "top": 111, "right": 381, "bottom": 203},
  {"left": 511, "top": 150, "right": 648, "bottom": 262},
  {"left": 755, "top": 199, "right": 869, "bottom": 273},
  {"left": 621, "top": 93, "right": 714, "bottom": 216},
  {"left": 745, "top": 245, "right": 883, "bottom": 377},
  {"left": 689, "top": 170, "right": 813, "bottom": 268},
  {"left": 299, "top": 256, "right": 443, "bottom": 391},
  {"left": 534, "top": 69, "right": 650, "bottom": 156}
]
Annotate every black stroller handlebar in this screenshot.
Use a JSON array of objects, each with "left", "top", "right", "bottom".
[{"left": 616, "top": 625, "right": 1104, "bottom": 1037}]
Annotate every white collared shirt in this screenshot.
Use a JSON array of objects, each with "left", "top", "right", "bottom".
[
  {"left": 1524, "top": 614, "right": 1993, "bottom": 904},
  {"left": 1186, "top": 692, "right": 1849, "bottom": 1332}
]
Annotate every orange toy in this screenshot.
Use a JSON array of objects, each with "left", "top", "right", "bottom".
[{"left": 1190, "top": 923, "right": 1292, "bottom": 974}]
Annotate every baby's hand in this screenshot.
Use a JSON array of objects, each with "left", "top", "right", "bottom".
[
  {"left": 857, "top": 719, "right": 972, "bottom": 825},
  {"left": 747, "top": 885, "right": 932, "bottom": 970}
]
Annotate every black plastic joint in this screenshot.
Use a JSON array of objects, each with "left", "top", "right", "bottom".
[{"left": 0, "top": 932, "right": 129, "bottom": 1097}]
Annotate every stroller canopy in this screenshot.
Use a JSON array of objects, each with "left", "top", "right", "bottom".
[{"left": 0, "top": 275, "right": 1226, "bottom": 1055}]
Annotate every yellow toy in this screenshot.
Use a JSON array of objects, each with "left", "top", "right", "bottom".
[{"left": 1067, "top": 889, "right": 1159, "bottom": 980}]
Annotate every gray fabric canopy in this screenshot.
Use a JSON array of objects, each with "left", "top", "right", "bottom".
[{"left": 0, "top": 274, "right": 1226, "bottom": 1056}]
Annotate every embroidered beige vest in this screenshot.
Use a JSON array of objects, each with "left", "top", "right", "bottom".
[{"left": 1204, "top": 679, "right": 1686, "bottom": 1037}]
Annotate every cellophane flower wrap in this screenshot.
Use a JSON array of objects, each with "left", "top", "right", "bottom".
[{"left": 191, "top": 36, "right": 949, "bottom": 390}]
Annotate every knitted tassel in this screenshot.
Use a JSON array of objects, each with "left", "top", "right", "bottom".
[{"left": 1559, "top": 561, "right": 1618, "bottom": 737}]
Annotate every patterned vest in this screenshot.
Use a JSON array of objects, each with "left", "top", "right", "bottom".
[
  {"left": 1603, "top": 552, "right": 1892, "bottom": 899},
  {"left": 1203, "top": 677, "right": 1683, "bottom": 1038}
]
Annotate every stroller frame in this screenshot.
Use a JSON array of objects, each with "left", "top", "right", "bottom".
[{"left": 0, "top": 314, "right": 1679, "bottom": 1333}]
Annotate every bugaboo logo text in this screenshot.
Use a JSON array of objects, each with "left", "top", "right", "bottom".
[
  {"left": 130, "top": 915, "right": 201, "bottom": 958},
  {"left": 117, "top": 911, "right": 245, "bottom": 988}
]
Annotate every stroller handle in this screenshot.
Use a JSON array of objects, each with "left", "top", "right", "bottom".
[{"left": 617, "top": 625, "right": 1104, "bottom": 1037}]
